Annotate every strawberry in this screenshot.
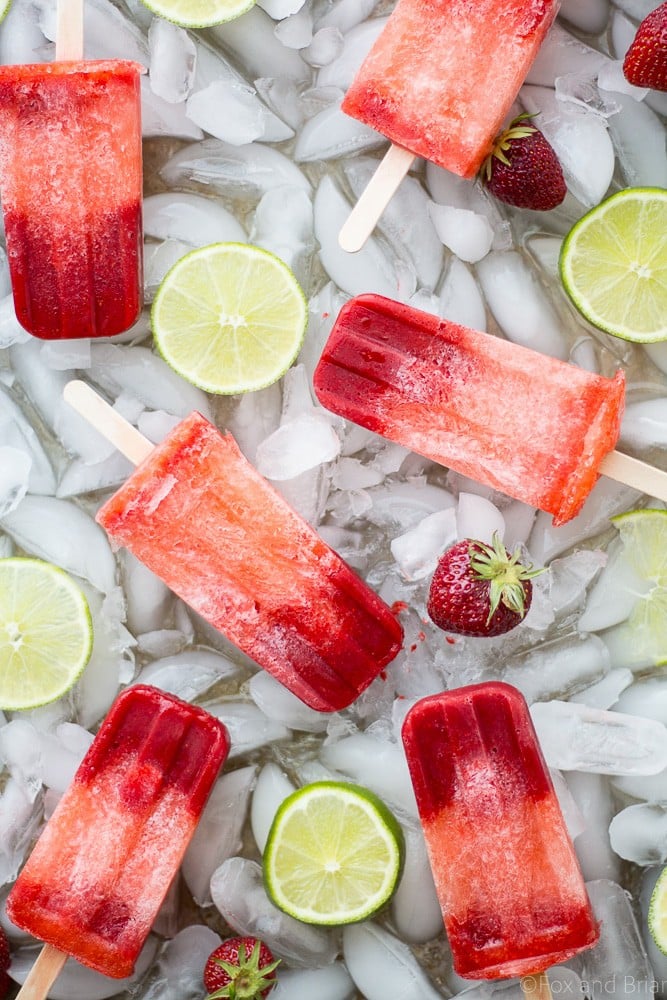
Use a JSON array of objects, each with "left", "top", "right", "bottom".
[
  {"left": 427, "top": 532, "right": 542, "bottom": 638},
  {"left": 623, "top": 1, "right": 667, "bottom": 91},
  {"left": 481, "top": 114, "right": 567, "bottom": 211},
  {"left": 203, "top": 937, "right": 280, "bottom": 1000},
  {"left": 0, "top": 927, "right": 10, "bottom": 1000}
]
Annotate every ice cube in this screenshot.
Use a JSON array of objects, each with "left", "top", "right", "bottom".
[
  {"left": 0, "top": 446, "right": 30, "bottom": 517},
  {"left": 182, "top": 766, "right": 257, "bottom": 906},
  {"left": 390, "top": 821, "right": 443, "bottom": 944},
  {"left": 390, "top": 507, "right": 457, "bottom": 581},
  {"left": 210, "top": 857, "right": 338, "bottom": 967},
  {"left": 580, "top": 880, "right": 655, "bottom": 996},
  {"left": 439, "top": 257, "right": 487, "bottom": 331},
  {"left": 148, "top": 18, "right": 196, "bottom": 104},
  {"left": 250, "top": 762, "right": 296, "bottom": 853},
  {"left": 476, "top": 251, "right": 569, "bottom": 360},
  {"left": 530, "top": 700, "right": 667, "bottom": 775},
  {"left": 343, "top": 922, "right": 442, "bottom": 1000},
  {"left": 566, "top": 771, "right": 621, "bottom": 882},
  {"left": 609, "top": 804, "right": 667, "bottom": 864},
  {"left": 209, "top": 6, "right": 310, "bottom": 83},
  {"left": 143, "top": 192, "right": 247, "bottom": 246},
  {"left": 428, "top": 203, "right": 494, "bottom": 263}
]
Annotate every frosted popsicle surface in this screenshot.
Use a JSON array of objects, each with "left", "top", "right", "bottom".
[
  {"left": 6, "top": 685, "right": 229, "bottom": 978},
  {"left": 96, "top": 413, "right": 403, "bottom": 712},
  {"left": 402, "top": 682, "right": 599, "bottom": 978},
  {"left": 313, "top": 294, "right": 625, "bottom": 525},
  {"left": 341, "top": 0, "right": 558, "bottom": 176},
  {"left": 0, "top": 60, "right": 144, "bottom": 340}
]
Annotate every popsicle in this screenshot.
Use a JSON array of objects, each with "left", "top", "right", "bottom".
[
  {"left": 338, "top": 0, "right": 559, "bottom": 251},
  {"left": 402, "top": 682, "right": 599, "bottom": 982},
  {"left": 64, "top": 381, "right": 403, "bottom": 713},
  {"left": 313, "top": 294, "right": 667, "bottom": 525},
  {"left": 0, "top": 58, "right": 144, "bottom": 340},
  {"left": 7, "top": 684, "right": 229, "bottom": 996}
]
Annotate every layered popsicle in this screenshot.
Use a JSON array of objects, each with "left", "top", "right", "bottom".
[
  {"left": 7, "top": 684, "right": 229, "bottom": 978},
  {"left": 313, "top": 294, "right": 625, "bottom": 525},
  {"left": 402, "top": 682, "right": 599, "bottom": 978},
  {"left": 341, "top": 0, "right": 559, "bottom": 177},
  {"left": 95, "top": 411, "right": 403, "bottom": 712},
  {"left": 0, "top": 60, "right": 144, "bottom": 340}
]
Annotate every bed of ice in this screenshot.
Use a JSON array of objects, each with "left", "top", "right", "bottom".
[{"left": 0, "top": 0, "right": 666, "bottom": 996}]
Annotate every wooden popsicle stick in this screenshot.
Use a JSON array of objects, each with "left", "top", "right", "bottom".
[
  {"left": 15, "top": 944, "right": 68, "bottom": 1000},
  {"left": 600, "top": 449, "right": 667, "bottom": 502},
  {"left": 521, "top": 971, "right": 552, "bottom": 1000},
  {"left": 338, "top": 143, "right": 415, "bottom": 253},
  {"left": 55, "top": 0, "right": 84, "bottom": 61},
  {"left": 63, "top": 380, "right": 153, "bottom": 465}
]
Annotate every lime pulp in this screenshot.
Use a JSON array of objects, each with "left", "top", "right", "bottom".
[
  {"left": 263, "top": 781, "right": 405, "bottom": 926},
  {"left": 0, "top": 558, "right": 93, "bottom": 711},
  {"left": 649, "top": 867, "right": 667, "bottom": 956},
  {"left": 138, "top": 0, "right": 255, "bottom": 28},
  {"left": 559, "top": 187, "right": 667, "bottom": 343},
  {"left": 151, "top": 242, "right": 308, "bottom": 395}
]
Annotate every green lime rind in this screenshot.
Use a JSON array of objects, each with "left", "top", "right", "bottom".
[
  {"left": 263, "top": 780, "right": 405, "bottom": 926},
  {"left": 0, "top": 558, "right": 93, "bottom": 711},
  {"left": 139, "top": 0, "right": 255, "bottom": 28},
  {"left": 649, "top": 867, "right": 667, "bottom": 956},
  {"left": 0, "top": 0, "right": 12, "bottom": 23},
  {"left": 560, "top": 187, "right": 667, "bottom": 344},
  {"left": 151, "top": 242, "right": 308, "bottom": 396}
]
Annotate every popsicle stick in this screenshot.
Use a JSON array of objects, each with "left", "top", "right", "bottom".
[
  {"left": 338, "top": 143, "right": 415, "bottom": 253},
  {"left": 600, "top": 449, "right": 667, "bottom": 502},
  {"left": 63, "top": 380, "right": 153, "bottom": 465},
  {"left": 15, "top": 944, "right": 68, "bottom": 1000},
  {"left": 55, "top": 0, "right": 84, "bottom": 61},
  {"left": 521, "top": 972, "right": 552, "bottom": 1000}
]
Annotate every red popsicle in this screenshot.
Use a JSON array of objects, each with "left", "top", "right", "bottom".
[
  {"left": 402, "top": 682, "right": 599, "bottom": 979},
  {"left": 313, "top": 294, "right": 628, "bottom": 525},
  {"left": 0, "top": 60, "right": 143, "bottom": 340},
  {"left": 94, "top": 410, "right": 402, "bottom": 712},
  {"left": 342, "top": 0, "right": 559, "bottom": 178},
  {"left": 7, "top": 685, "right": 229, "bottom": 985}
]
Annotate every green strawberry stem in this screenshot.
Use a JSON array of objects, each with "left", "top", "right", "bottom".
[
  {"left": 469, "top": 532, "right": 544, "bottom": 625},
  {"left": 206, "top": 941, "right": 280, "bottom": 1000}
]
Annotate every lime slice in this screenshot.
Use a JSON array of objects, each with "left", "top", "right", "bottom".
[
  {"left": 560, "top": 187, "right": 667, "bottom": 343},
  {"left": 151, "top": 243, "right": 307, "bottom": 395},
  {"left": 0, "top": 558, "right": 93, "bottom": 711},
  {"left": 649, "top": 867, "right": 667, "bottom": 955},
  {"left": 263, "top": 781, "right": 404, "bottom": 925},
  {"left": 597, "top": 509, "right": 667, "bottom": 669},
  {"left": 139, "top": 0, "right": 254, "bottom": 28},
  {"left": 0, "top": 0, "right": 11, "bottom": 22}
]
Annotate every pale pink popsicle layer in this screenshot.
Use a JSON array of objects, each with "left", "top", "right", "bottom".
[
  {"left": 313, "top": 294, "right": 625, "bottom": 525},
  {"left": 402, "top": 683, "right": 599, "bottom": 978},
  {"left": 341, "top": 0, "right": 558, "bottom": 176},
  {"left": 7, "top": 685, "right": 229, "bottom": 978},
  {"left": 0, "top": 60, "right": 144, "bottom": 340},
  {"left": 96, "top": 413, "right": 403, "bottom": 712}
]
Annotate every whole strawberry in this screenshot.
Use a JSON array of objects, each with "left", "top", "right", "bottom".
[
  {"left": 203, "top": 937, "right": 280, "bottom": 1000},
  {"left": 623, "top": 1, "right": 667, "bottom": 91},
  {"left": 482, "top": 114, "right": 566, "bottom": 211},
  {"left": 0, "top": 927, "right": 10, "bottom": 1000},
  {"left": 427, "top": 532, "right": 542, "bottom": 638}
]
